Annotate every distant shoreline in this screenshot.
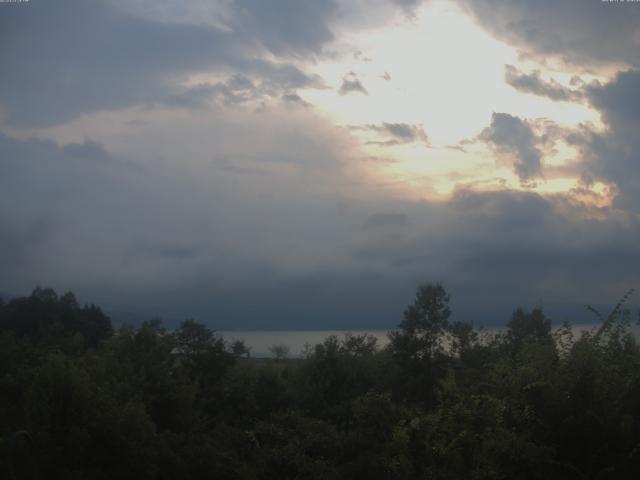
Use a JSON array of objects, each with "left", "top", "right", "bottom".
[{"left": 219, "top": 323, "right": 624, "bottom": 357}]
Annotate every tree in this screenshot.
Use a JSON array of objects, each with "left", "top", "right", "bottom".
[
  {"left": 0, "top": 287, "right": 112, "bottom": 350},
  {"left": 230, "top": 339, "right": 250, "bottom": 358},
  {"left": 388, "top": 283, "right": 451, "bottom": 406},
  {"left": 76, "top": 303, "right": 113, "bottom": 348},
  {"left": 340, "top": 332, "right": 378, "bottom": 357},
  {"left": 389, "top": 283, "right": 451, "bottom": 361},
  {"left": 268, "top": 343, "right": 291, "bottom": 360},
  {"left": 448, "top": 320, "right": 477, "bottom": 358},
  {"left": 175, "top": 319, "right": 215, "bottom": 356},
  {"left": 506, "top": 307, "right": 551, "bottom": 350}
]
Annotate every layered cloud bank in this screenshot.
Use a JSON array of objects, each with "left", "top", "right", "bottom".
[{"left": 1, "top": 0, "right": 639, "bottom": 327}]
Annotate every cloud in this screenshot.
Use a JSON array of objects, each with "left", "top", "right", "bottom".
[
  {"left": 382, "top": 123, "right": 428, "bottom": 142},
  {"left": 227, "top": 0, "right": 338, "bottom": 55},
  {"left": 2, "top": 128, "right": 639, "bottom": 328},
  {"left": 161, "top": 74, "right": 268, "bottom": 109},
  {"left": 563, "top": 69, "right": 640, "bottom": 211},
  {"left": 352, "top": 122, "right": 429, "bottom": 146},
  {"left": 393, "top": 0, "right": 423, "bottom": 13},
  {"left": 0, "top": 103, "right": 368, "bottom": 316},
  {"left": 364, "top": 212, "right": 409, "bottom": 228},
  {"left": 339, "top": 72, "right": 369, "bottom": 95},
  {"left": 587, "top": 70, "right": 640, "bottom": 131},
  {"left": 162, "top": 70, "right": 323, "bottom": 111},
  {"left": 62, "top": 139, "right": 112, "bottom": 163},
  {"left": 281, "top": 93, "right": 311, "bottom": 107},
  {"left": 458, "top": 0, "right": 640, "bottom": 67},
  {"left": 0, "top": 0, "right": 335, "bottom": 127},
  {"left": 352, "top": 188, "right": 640, "bottom": 324},
  {"left": 443, "top": 189, "right": 640, "bottom": 309},
  {"left": 0, "top": 213, "right": 53, "bottom": 275},
  {"left": 504, "top": 65, "right": 583, "bottom": 102},
  {"left": 480, "top": 113, "right": 543, "bottom": 183}
]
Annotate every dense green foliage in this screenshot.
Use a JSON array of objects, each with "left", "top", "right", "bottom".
[{"left": 1, "top": 285, "right": 640, "bottom": 479}]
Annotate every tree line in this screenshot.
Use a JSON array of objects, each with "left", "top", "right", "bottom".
[{"left": 1, "top": 284, "right": 639, "bottom": 479}]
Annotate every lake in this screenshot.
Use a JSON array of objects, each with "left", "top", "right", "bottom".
[
  {"left": 219, "top": 330, "right": 391, "bottom": 357},
  {"left": 220, "top": 323, "right": 629, "bottom": 357}
]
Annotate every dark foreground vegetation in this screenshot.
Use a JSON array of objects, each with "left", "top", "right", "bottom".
[{"left": 1, "top": 285, "right": 640, "bottom": 479}]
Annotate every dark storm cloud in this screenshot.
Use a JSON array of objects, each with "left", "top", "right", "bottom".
[
  {"left": 0, "top": 134, "right": 88, "bottom": 274},
  {"left": 480, "top": 113, "right": 543, "bottom": 183},
  {"left": 443, "top": 190, "right": 640, "bottom": 311},
  {"left": 0, "top": 118, "right": 371, "bottom": 325},
  {"left": 0, "top": 213, "right": 53, "bottom": 273},
  {"left": 124, "top": 241, "right": 202, "bottom": 261},
  {"left": 458, "top": 0, "right": 640, "bottom": 67},
  {"left": 339, "top": 72, "right": 369, "bottom": 95},
  {"left": 504, "top": 65, "right": 583, "bottom": 102},
  {"left": 0, "top": 132, "right": 197, "bottom": 288},
  {"left": 0, "top": 0, "right": 335, "bottom": 127},
  {"left": 354, "top": 189, "right": 640, "bottom": 323},
  {"left": 1, "top": 132, "right": 639, "bottom": 328}
]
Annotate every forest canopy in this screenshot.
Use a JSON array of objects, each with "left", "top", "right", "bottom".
[{"left": 1, "top": 285, "right": 640, "bottom": 479}]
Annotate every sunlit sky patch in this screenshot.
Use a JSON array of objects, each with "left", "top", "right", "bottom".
[{"left": 297, "top": 1, "right": 606, "bottom": 200}]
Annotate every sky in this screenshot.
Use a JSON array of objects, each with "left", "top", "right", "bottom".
[{"left": 1, "top": 0, "right": 640, "bottom": 329}]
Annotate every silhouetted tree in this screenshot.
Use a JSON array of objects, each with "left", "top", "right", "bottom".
[
  {"left": 0, "top": 287, "right": 112, "bottom": 350},
  {"left": 506, "top": 307, "right": 552, "bottom": 351},
  {"left": 268, "top": 343, "right": 291, "bottom": 360},
  {"left": 388, "top": 283, "right": 451, "bottom": 406},
  {"left": 1, "top": 285, "right": 639, "bottom": 479},
  {"left": 230, "top": 339, "right": 250, "bottom": 358}
]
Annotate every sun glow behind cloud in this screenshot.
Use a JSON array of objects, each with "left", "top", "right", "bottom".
[{"left": 297, "top": 0, "right": 605, "bottom": 203}]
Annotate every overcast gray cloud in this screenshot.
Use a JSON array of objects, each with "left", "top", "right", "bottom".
[
  {"left": 560, "top": 69, "right": 640, "bottom": 212},
  {"left": 228, "top": 0, "right": 338, "bottom": 55},
  {"left": 364, "top": 212, "right": 410, "bottom": 228},
  {"left": 458, "top": 0, "right": 640, "bottom": 67},
  {"left": 2, "top": 129, "right": 638, "bottom": 328},
  {"left": 588, "top": 70, "right": 640, "bottom": 130},
  {"left": 0, "top": 0, "right": 333, "bottom": 127}
]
